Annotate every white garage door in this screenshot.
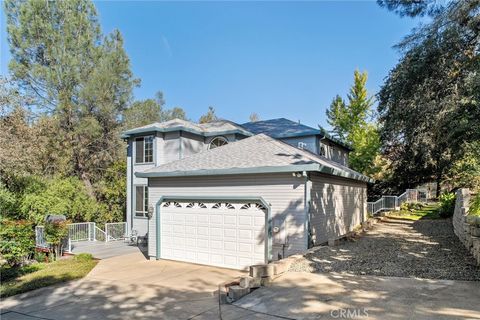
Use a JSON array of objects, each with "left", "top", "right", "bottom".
[{"left": 160, "top": 201, "right": 267, "bottom": 270}]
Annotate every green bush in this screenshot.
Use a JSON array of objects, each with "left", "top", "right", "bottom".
[
  {"left": 0, "top": 219, "right": 34, "bottom": 266},
  {"left": 438, "top": 192, "right": 456, "bottom": 218},
  {"left": 74, "top": 253, "right": 94, "bottom": 262},
  {"left": 400, "top": 202, "right": 424, "bottom": 212},
  {"left": 20, "top": 177, "right": 99, "bottom": 224},
  {"left": 469, "top": 193, "right": 480, "bottom": 217},
  {"left": 44, "top": 220, "right": 69, "bottom": 260}
]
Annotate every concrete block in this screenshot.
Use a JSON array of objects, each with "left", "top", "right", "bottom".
[
  {"left": 250, "top": 264, "right": 274, "bottom": 278},
  {"left": 472, "top": 227, "right": 480, "bottom": 237},
  {"left": 228, "top": 285, "right": 250, "bottom": 301},
  {"left": 328, "top": 238, "right": 340, "bottom": 246},
  {"left": 272, "top": 259, "right": 290, "bottom": 275},
  {"left": 239, "top": 276, "right": 261, "bottom": 289},
  {"left": 260, "top": 276, "right": 274, "bottom": 287}
]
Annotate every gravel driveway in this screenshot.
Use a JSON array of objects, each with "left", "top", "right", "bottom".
[{"left": 291, "top": 217, "right": 480, "bottom": 281}]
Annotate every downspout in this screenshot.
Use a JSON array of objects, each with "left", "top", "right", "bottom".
[
  {"left": 303, "top": 171, "right": 312, "bottom": 249},
  {"left": 129, "top": 138, "right": 134, "bottom": 234}
]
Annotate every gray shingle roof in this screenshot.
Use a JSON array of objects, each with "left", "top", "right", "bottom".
[
  {"left": 241, "top": 118, "right": 352, "bottom": 150},
  {"left": 121, "top": 119, "right": 252, "bottom": 138},
  {"left": 136, "top": 134, "right": 372, "bottom": 183}
]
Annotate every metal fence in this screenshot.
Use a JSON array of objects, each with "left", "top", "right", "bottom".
[
  {"left": 36, "top": 221, "right": 127, "bottom": 249},
  {"left": 367, "top": 189, "right": 425, "bottom": 215},
  {"left": 105, "top": 222, "right": 127, "bottom": 241},
  {"left": 68, "top": 222, "right": 94, "bottom": 242}
]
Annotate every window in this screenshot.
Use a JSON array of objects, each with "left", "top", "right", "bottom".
[
  {"left": 135, "top": 186, "right": 148, "bottom": 217},
  {"left": 209, "top": 136, "right": 228, "bottom": 149},
  {"left": 298, "top": 142, "right": 307, "bottom": 150},
  {"left": 319, "top": 146, "right": 326, "bottom": 157},
  {"left": 135, "top": 136, "right": 154, "bottom": 163}
]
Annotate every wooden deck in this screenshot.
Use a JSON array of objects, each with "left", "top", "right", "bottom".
[{"left": 70, "top": 241, "right": 147, "bottom": 259}]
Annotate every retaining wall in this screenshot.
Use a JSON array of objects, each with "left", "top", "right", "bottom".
[{"left": 452, "top": 188, "right": 480, "bottom": 266}]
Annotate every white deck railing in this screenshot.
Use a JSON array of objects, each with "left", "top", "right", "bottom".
[
  {"left": 36, "top": 221, "right": 127, "bottom": 250},
  {"left": 105, "top": 222, "right": 127, "bottom": 241},
  {"left": 367, "top": 189, "right": 425, "bottom": 215}
]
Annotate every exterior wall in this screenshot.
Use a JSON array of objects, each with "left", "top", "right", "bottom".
[
  {"left": 181, "top": 131, "right": 205, "bottom": 158},
  {"left": 319, "top": 140, "right": 349, "bottom": 167},
  {"left": 280, "top": 135, "right": 317, "bottom": 154},
  {"left": 127, "top": 131, "right": 244, "bottom": 238},
  {"left": 147, "top": 173, "right": 307, "bottom": 260},
  {"left": 126, "top": 137, "right": 156, "bottom": 237},
  {"left": 309, "top": 173, "right": 367, "bottom": 245}
]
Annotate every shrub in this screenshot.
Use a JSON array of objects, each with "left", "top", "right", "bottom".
[
  {"left": 400, "top": 202, "right": 424, "bottom": 212},
  {"left": 20, "top": 177, "right": 99, "bottom": 224},
  {"left": 44, "top": 220, "right": 69, "bottom": 260},
  {"left": 469, "top": 193, "right": 480, "bottom": 217},
  {"left": 438, "top": 192, "right": 456, "bottom": 218},
  {"left": 0, "top": 219, "right": 34, "bottom": 266}
]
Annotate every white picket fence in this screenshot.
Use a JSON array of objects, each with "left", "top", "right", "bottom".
[
  {"left": 367, "top": 189, "right": 427, "bottom": 215},
  {"left": 35, "top": 222, "right": 127, "bottom": 252}
]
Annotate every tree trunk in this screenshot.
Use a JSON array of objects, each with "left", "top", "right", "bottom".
[
  {"left": 81, "top": 171, "right": 95, "bottom": 198},
  {"left": 435, "top": 170, "right": 442, "bottom": 198}
]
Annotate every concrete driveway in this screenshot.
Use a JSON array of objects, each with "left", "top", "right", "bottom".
[
  {"left": 234, "top": 271, "right": 480, "bottom": 320},
  {"left": 0, "top": 252, "right": 246, "bottom": 320}
]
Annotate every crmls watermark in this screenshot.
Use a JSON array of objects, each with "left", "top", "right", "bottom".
[{"left": 330, "top": 308, "right": 370, "bottom": 319}]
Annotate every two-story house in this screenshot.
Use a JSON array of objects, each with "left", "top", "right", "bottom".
[{"left": 121, "top": 118, "right": 371, "bottom": 270}]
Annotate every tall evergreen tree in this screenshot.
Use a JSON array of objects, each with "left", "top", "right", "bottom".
[
  {"left": 199, "top": 106, "right": 218, "bottom": 124},
  {"left": 4, "top": 0, "right": 137, "bottom": 195},
  {"left": 377, "top": 0, "right": 480, "bottom": 195},
  {"left": 326, "top": 70, "right": 381, "bottom": 176}
]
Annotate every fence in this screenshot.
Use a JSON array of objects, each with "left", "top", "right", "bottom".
[
  {"left": 105, "top": 222, "right": 127, "bottom": 241},
  {"left": 35, "top": 226, "right": 71, "bottom": 252},
  {"left": 367, "top": 189, "right": 426, "bottom": 215},
  {"left": 35, "top": 221, "right": 127, "bottom": 251}
]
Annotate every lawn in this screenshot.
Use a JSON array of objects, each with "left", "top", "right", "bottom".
[
  {"left": 0, "top": 254, "right": 98, "bottom": 298},
  {"left": 386, "top": 203, "right": 441, "bottom": 221}
]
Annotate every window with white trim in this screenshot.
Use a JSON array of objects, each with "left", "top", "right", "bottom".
[
  {"left": 135, "top": 136, "right": 154, "bottom": 164},
  {"left": 208, "top": 136, "right": 228, "bottom": 149},
  {"left": 135, "top": 186, "right": 148, "bottom": 217}
]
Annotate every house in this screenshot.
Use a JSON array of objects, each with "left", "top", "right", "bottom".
[{"left": 121, "top": 118, "right": 372, "bottom": 270}]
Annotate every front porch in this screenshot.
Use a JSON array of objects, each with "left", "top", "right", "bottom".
[
  {"left": 35, "top": 221, "right": 147, "bottom": 260},
  {"left": 71, "top": 240, "right": 147, "bottom": 259}
]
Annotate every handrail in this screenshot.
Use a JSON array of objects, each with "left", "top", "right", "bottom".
[{"left": 367, "top": 189, "right": 426, "bottom": 215}]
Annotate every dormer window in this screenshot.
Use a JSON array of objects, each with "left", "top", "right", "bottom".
[
  {"left": 319, "top": 145, "right": 326, "bottom": 157},
  {"left": 209, "top": 136, "right": 228, "bottom": 149},
  {"left": 135, "top": 136, "right": 154, "bottom": 164}
]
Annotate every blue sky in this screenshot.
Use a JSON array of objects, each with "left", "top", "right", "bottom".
[{"left": 1, "top": 1, "right": 421, "bottom": 128}]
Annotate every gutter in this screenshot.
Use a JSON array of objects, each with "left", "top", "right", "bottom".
[{"left": 135, "top": 163, "right": 374, "bottom": 183}]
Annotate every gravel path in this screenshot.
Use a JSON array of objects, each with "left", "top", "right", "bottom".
[{"left": 290, "top": 217, "right": 480, "bottom": 281}]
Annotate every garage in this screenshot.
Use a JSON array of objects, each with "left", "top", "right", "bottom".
[{"left": 158, "top": 200, "right": 269, "bottom": 270}]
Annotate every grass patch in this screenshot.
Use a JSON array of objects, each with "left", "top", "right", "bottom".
[
  {"left": 386, "top": 203, "right": 441, "bottom": 221},
  {"left": 0, "top": 254, "right": 97, "bottom": 298}
]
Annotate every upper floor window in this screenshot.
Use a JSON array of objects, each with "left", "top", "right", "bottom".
[
  {"left": 135, "top": 136, "right": 154, "bottom": 164},
  {"left": 209, "top": 136, "right": 228, "bottom": 149},
  {"left": 319, "top": 145, "right": 326, "bottom": 157}
]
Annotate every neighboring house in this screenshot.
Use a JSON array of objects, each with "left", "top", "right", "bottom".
[{"left": 121, "top": 118, "right": 372, "bottom": 270}]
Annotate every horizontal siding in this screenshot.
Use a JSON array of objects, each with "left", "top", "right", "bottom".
[
  {"left": 281, "top": 135, "right": 317, "bottom": 154},
  {"left": 310, "top": 173, "right": 367, "bottom": 245},
  {"left": 147, "top": 173, "right": 307, "bottom": 260}
]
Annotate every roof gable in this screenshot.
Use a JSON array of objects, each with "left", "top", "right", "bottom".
[{"left": 121, "top": 118, "right": 252, "bottom": 138}]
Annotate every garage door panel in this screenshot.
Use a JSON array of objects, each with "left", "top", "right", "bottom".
[{"left": 160, "top": 201, "right": 267, "bottom": 270}]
